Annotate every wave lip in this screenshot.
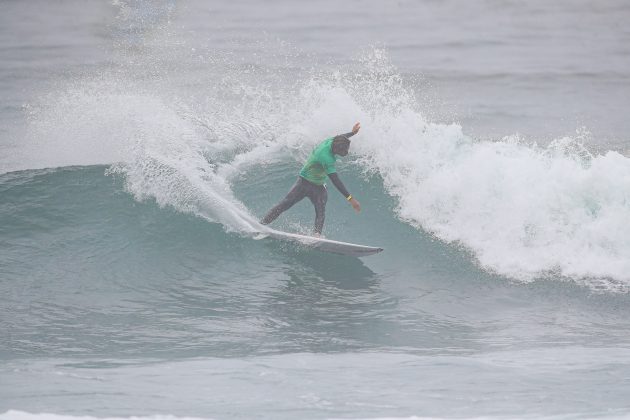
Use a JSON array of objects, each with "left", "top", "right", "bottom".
[{"left": 383, "top": 132, "right": 630, "bottom": 285}]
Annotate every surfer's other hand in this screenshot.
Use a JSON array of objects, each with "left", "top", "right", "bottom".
[
  {"left": 352, "top": 122, "right": 361, "bottom": 134},
  {"left": 349, "top": 197, "right": 361, "bottom": 213}
]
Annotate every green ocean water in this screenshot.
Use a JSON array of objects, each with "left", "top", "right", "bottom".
[
  {"left": 2, "top": 165, "right": 630, "bottom": 419},
  {"left": 3, "top": 0, "right": 630, "bottom": 418}
]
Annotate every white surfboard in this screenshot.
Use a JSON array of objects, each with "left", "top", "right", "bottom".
[{"left": 260, "top": 228, "right": 383, "bottom": 257}]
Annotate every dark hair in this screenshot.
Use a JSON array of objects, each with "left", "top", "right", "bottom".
[{"left": 332, "top": 135, "right": 351, "bottom": 156}]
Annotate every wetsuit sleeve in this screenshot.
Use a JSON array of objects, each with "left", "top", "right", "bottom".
[
  {"left": 340, "top": 132, "right": 355, "bottom": 139},
  {"left": 328, "top": 172, "right": 351, "bottom": 198}
]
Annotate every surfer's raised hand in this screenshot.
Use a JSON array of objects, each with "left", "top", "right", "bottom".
[
  {"left": 352, "top": 122, "right": 361, "bottom": 134},
  {"left": 349, "top": 197, "right": 361, "bottom": 213}
]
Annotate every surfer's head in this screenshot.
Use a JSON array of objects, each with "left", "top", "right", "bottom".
[{"left": 332, "top": 135, "right": 351, "bottom": 156}]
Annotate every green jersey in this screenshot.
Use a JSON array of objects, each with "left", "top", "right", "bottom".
[{"left": 299, "top": 137, "right": 337, "bottom": 185}]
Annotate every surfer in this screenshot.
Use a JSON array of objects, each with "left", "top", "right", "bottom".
[{"left": 260, "top": 122, "right": 362, "bottom": 236}]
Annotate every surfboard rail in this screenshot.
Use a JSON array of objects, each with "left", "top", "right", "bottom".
[{"left": 261, "top": 228, "right": 383, "bottom": 257}]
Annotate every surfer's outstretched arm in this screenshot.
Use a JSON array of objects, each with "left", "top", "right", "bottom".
[
  {"left": 339, "top": 131, "right": 356, "bottom": 139},
  {"left": 335, "top": 121, "right": 360, "bottom": 140},
  {"left": 328, "top": 122, "right": 361, "bottom": 213},
  {"left": 328, "top": 173, "right": 361, "bottom": 213},
  {"left": 328, "top": 173, "right": 350, "bottom": 198}
]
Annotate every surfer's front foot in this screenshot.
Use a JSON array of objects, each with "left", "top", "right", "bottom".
[{"left": 313, "top": 232, "right": 324, "bottom": 238}]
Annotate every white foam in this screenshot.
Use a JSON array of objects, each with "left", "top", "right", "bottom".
[
  {"left": 360, "top": 115, "right": 630, "bottom": 284},
  {"left": 269, "top": 62, "right": 630, "bottom": 289},
  {"left": 264, "top": 54, "right": 630, "bottom": 287}
]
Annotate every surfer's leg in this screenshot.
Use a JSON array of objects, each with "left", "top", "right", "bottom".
[
  {"left": 261, "top": 178, "right": 307, "bottom": 225},
  {"left": 308, "top": 184, "right": 328, "bottom": 234}
]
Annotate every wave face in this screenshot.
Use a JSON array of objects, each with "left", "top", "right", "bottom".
[
  {"left": 8, "top": 39, "right": 630, "bottom": 287},
  {"left": 3, "top": 2, "right": 628, "bottom": 288}
]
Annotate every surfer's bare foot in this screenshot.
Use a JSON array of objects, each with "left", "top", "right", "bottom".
[{"left": 313, "top": 232, "right": 323, "bottom": 238}]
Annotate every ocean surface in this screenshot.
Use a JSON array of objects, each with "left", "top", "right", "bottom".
[{"left": 2, "top": 1, "right": 630, "bottom": 419}]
